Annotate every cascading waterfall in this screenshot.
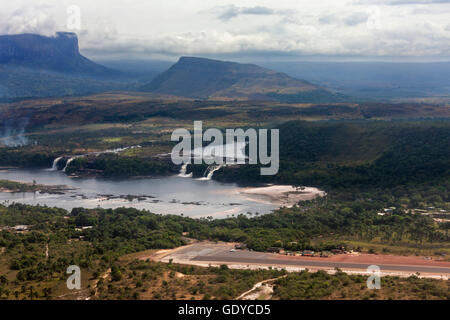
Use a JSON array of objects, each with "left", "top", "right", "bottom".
[
  {"left": 49, "top": 145, "right": 142, "bottom": 172},
  {"left": 63, "top": 157, "right": 78, "bottom": 172},
  {"left": 178, "top": 164, "right": 193, "bottom": 178},
  {"left": 201, "top": 164, "right": 225, "bottom": 180},
  {"left": 171, "top": 142, "right": 247, "bottom": 181},
  {"left": 50, "top": 157, "right": 62, "bottom": 171}
]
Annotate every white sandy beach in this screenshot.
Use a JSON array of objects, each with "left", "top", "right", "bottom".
[{"left": 239, "top": 185, "right": 326, "bottom": 208}]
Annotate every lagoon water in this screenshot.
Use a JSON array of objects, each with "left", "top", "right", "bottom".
[{"left": 0, "top": 169, "right": 277, "bottom": 219}]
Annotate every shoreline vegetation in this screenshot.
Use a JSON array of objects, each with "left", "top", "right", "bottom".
[
  {"left": 0, "top": 182, "right": 448, "bottom": 258},
  {"left": 0, "top": 179, "right": 73, "bottom": 194},
  {"left": 0, "top": 202, "right": 448, "bottom": 300}
]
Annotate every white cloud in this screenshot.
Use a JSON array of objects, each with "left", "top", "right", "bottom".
[
  {"left": 0, "top": 5, "right": 57, "bottom": 35},
  {"left": 319, "top": 12, "right": 370, "bottom": 26},
  {"left": 209, "top": 5, "right": 289, "bottom": 21},
  {"left": 353, "top": 0, "right": 450, "bottom": 5},
  {"left": 0, "top": 0, "right": 449, "bottom": 60}
]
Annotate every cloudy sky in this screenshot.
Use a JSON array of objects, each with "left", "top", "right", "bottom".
[{"left": 1, "top": 0, "right": 450, "bottom": 61}]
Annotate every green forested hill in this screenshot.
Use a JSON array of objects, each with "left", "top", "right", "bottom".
[
  {"left": 142, "top": 56, "right": 346, "bottom": 102},
  {"left": 215, "top": 121, "right": 450, "bottom": 189},
  {"left": 0, "top": 66, "right": 127, "bottom": 100}
]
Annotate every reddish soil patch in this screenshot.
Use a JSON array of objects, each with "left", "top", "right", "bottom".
[{"left": 278, "top": 253, "right": 450, "bottom": 267}]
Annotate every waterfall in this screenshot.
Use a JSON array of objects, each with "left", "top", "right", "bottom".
[
  {"left": 201, "top": 164, "right": 224, "bottom": 180},
  {"left": 178, "top": 164, "right": 193, "bottom": 177},
  {"left": 47, "top": 145, "right": 141, "bottom": 172},
  {"left": 62, "top": 157, "right": 77, "bottom": 172},
  {"left": 50, "top": 157, "right": 62, "bottom": 171}
]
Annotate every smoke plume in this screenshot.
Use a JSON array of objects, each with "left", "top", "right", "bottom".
[{"left": 0, "top": 117, "right": 30, "bottom": 147}]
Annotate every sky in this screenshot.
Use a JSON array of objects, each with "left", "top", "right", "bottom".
[{"left": 1, "top": 0, "right": 450, "bottom": 61}]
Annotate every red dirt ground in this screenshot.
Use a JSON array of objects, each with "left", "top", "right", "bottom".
[{"left": 277, "top": 253, "right": 450, "bottom": 267}]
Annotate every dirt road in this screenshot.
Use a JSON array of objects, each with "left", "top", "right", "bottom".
[
  {"left": 153, "top": 241, "right": 450, "bottom": 279},
  {"left": 236, "top": 275, "right": 286, "bottom": 300}
]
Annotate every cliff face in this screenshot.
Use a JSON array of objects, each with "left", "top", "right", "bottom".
[
  {"left": 0, "top": 32, "right": 129, "bottom": 100},
  {"left": 0, "top": 32, "right": 116, "bottom": 77},
  {"left": 0, "top": 33, "right": 77, "bottom": 66}
]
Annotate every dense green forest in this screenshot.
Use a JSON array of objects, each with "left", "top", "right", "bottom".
[
  {"left": 0, "top": 117, "right": 449, "bottom": 299},
  {"left": 214, "top": 121, "right": 450, "bottom": 189},
  {"left": 65, "top": 154, "right": 178, "bottom": 177},
  {"left": 1, "top": 118, "right": 449, "bottom": 184},
  {"left": 0, "top": 194, "right": 448, "bottom": 299},
  {"left": 0, "top": 147, "right": 55, "bottom": 168},
  {"left": 1, "top": 176, "right": 448, "bottom": 278},
  {"left": 184, "top": 183, "right": 449, "bottom": 252}
]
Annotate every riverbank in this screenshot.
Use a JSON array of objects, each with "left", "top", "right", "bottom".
[
  {"left": 0, "top": 179, "right": 73, "bottom": 194},
  {"left": 0, "top": 169, "right": 279, "bottom": 217}
]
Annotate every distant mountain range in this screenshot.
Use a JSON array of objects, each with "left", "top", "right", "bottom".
[
  {"left": 142, "top": 56, "right": 345, "bottom": 102},
  {"left": 260, "top": 61, "right": 450, "bottom": 101},
  {"left": 0, "top": 32, "right": 346, "bottom": 102},
  {"left": 1, "top": 32, "right": 450, "bottom": 102}
]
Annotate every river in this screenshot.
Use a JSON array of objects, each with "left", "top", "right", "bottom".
[{"left": 0, "top": 168, "right": 278, "bottom": 219}]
